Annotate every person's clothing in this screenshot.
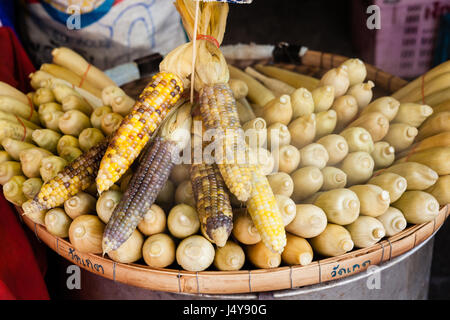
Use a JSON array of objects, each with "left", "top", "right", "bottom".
[{"left": 20, "top": 0, "right": 186, "bottom": 69}]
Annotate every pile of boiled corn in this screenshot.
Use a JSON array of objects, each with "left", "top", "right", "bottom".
[
  {"left": 1, "top": 43, "right": 449, "bottom": 271},
  {"left": 2, "top": 0, "right": 449, "bottom": 272}
]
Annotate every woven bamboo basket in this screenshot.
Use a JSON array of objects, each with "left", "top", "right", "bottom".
[{"left": 18, "top": 49, "right": 450, "bottom": 295}]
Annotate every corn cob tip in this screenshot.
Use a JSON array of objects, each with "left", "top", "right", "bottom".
[
  {"left": 22, "top": 200, "right": 45, "bottom": 216},
  {"left": 102, "top": 238, "right": 115, "bottom": 255},
  {"left": 209, "top": 226, "right": 231, "bottom": 248}
]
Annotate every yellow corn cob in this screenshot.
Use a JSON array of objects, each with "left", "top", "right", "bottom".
[
  {"left": 199, "top": 83, "right": 252, "bottom": 201},
  {"left": 96, "top": 72, "right": 183, "bottom": 193},
  {"left": 23, "top": 139, "right": 109, "bottom": 215},
  {"left": 247, "top": 167, "right": 286, "bottom": 254}
]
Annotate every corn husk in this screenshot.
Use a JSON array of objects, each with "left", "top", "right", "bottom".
[
  {"left": 348, "top": 112, "right": 389, "bottom": 142},
  {"left": 310, "top": 224, "right": 354, "bottom": 257},
  {"left": 393, "top": 103, "right": 433, "bottom": 127},
  {"left": 291, "top": 166, "right": 324, "bottom": 202},
  {"left": 78, "top": 128, "right": 105, "bottom": 152},
  {"left": 267, "top": 172, "right": 294, "bottom": 198},
  {"left": 32, "top": 129, "right": 61, "bottom": 153},
  {"left": 69, "top": 215, "right": 105, "bottom": 254},
  {"left": 285, "top": 204, "right": 327, "bottom": 238},
  {"left": 288, "top": 113, "right": 316, "bottom": 148},
  {"left": 22, "top": 177, "right": 43, "bottom": 200},
  {"left": 228, "top": 78, "right": 248, "bottom": 100},
  {"left": 347, "top": 81, "right": 374, "bottom": 109},
  {"left": 397, "top": 147, "right": 450, "bottom": 175},
  {"left": 138, "top": 204, "right": 166, "bottom": 236},
  {"left": 161, "top": 0, "right": 230, "bottom": 91},
  {"left": 346, "top": 216, "right": 385, "bottom": 248},
  {"left": 267, "top": 122, "right": 291, "bottom": 149},
  {"left": 361, "top": 96, "right": 400, "bottom": 121},
  {"left": 246, "top": 241, "right": 281, "bottom": 269},
  {"left": 275, "top": 194, "right": 297, "bottom": 226},
  {"left": 168, "top": 204, "right": 200, "bottom": 239},
  {"left": 232, "top": 209, "right": 261, "bottom": 245},
  {"left": 382, "top": 162, "right": 438, "bottom": 190},
  {"left": 384, "top": 123, "right": 418, "bottom": 152},
  {"left": 242, "top": 117, "right": 267, "bottom": 149},
  {"left": 298, "top": 143, "right": 329, "bottom": 169},
  {"left": 40, "top": 156, "right": 68, "bottom": 182},
  {"left": 213, "top": 241, "right": 245, "bottom": 271},
  {"left": 22, "top": 200, "right": 47, "bottom": 225},
  {"left": 44, "top": 208, "right": 72, "bottom": 238},
  {"left": 90, "top": 106, "right": 112, "bottom": 130},
  {"left": 3, "top": 175, "right": 27, "bottom": 206},
  {"left": 262, "top": 95, "right": 292, "bottom": 126},
  {"left": 425, "top": 175, "right": 450, "bottom": 206},
  {"left": 0, "top": 161, "right": 22, "bottom": 185},
  {"left": 291, "top": 88, "right": 314, "bottom": 118},
  {"left": 340, "top": 151, "right": 374, "bottom": 186},
  {"left": 397, "top": 132, "right": 450, "bottom": 158},
  {"left": 2, "top": 138, "right": 35, "bottom": 160},
  {"left": 273, "top": 144, "right": 300, "bottom": 174},
  {"left": 314, "top": 188, "right": 360, "bottom": 225},
  {"left": 371, "top": 141, "right": 396, "bottom": 169},
  {"left": 321, "top": 167, "right": 347, "bottom": 190},
  {"left": 282, "top": 233, "right": 313, "bottom": 266},
  {"left": 56, "top": 135, "right": 79, "bottom": 155},
  {"left": 108, "top": 230, "right": 144, "bottom": 264},
  {"left": 376, "top": 207, "right": 407, "bottom": 237},
  {"left": 319, "top": 66, "right": 349, "bottom": 97},
  {"left": 143, "top": 233, "right": 176, "bottom": 269},
  {"left": 392, "top": 191, "right": 440, "bottom": 224},
  {"left": 368, "top": 172, "right": 407, "bottom": 203},
  {"left": 96, "top": 190, "right": 123, "bottom": 224},
  {"left": 312, "top": 85, "right": 335, "bottom": 112},
  {"left": 332, "top": 95, "right": 359, "bottom": 131},
  {"left": 315, "top": 110, "right": 337, "bottom": 139},
  {"left": 417, "top": 111, "right": 450, "bottom": 141},
  {"left": 340, "top": 58, "right": 367, "bottom": 85},
  {"left": 349, "top": 184, "right": 390, "bottom": 217},
  {"left": 316, "top": 134, "right": 349, "bottom": 165},
  {"left": 176, "top": 235, "right": 215, "bottom": 271},
  {"left": 340, "top": 127, "right": 374, "bottom": 153}
]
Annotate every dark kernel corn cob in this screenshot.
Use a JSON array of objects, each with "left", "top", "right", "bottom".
[
  {"left": 23, "top": 139, "right": 109, "bottom": 215},
  {"left": 102, "top": 137, "right": 175, "bottom": 253},
  {"left": 96, "top": 72, "right": 183, "bottom": 194},
  {"left": 190, "top": 162, "right": 233, "bottom": 247},
  {"left": 247, "top": 167, "right": 286, "bottom": 254},
  {"left": 199, "top": 83, "right": 252, "bottom": 202}
]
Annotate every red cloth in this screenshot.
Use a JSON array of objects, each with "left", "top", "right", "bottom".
[
  {"left": 0, "top": 26, "right": 35, "bottom": 93},
  {"left": 0, "top": 26, "right": 49, "bottom": 300}
]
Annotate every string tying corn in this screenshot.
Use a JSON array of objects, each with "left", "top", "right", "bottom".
[
  {"left": 102, "top": 137, "right": 176, "bottom": 253},
  {"left": 199, "top": 83, "right": 252, "bottom": 201},
  {"left": 96, "top": 72, "right": 183, "bottom": 194},
  {"left": 23, "top": 139, "right": 109, "bottom": 214},
  {"left": 247, "top": 168, "right": 286, "bottom": 254}
]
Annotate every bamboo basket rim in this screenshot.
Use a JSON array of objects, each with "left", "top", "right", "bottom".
[
  {"left": 20, "top": 205, "right": 449, "bottom": 294},
  {"left": 17, "top": 50, "right": 446, "bottom": 295}
]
